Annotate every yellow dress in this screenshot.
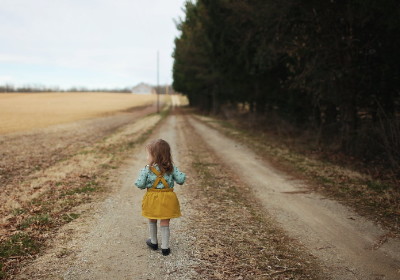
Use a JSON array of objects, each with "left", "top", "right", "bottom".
[{"left": 141, "top": 166, "right": 181, "bottom": 219}]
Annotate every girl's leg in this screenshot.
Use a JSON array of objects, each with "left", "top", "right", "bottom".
[
  {"left": 148, "top": 219, "right": 158, "bottom": 245},
  {"left": 160, "top": 219, "right": 170, "bottom": 252},
  {"left": 160, "top": 219, "right": 169, "bottom": 226}
]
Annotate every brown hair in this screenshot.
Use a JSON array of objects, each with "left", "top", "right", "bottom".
[{"left": 146, "top": 139, "right": 174, "bottom": 174}]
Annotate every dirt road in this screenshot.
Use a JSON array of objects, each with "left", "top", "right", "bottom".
[
  {"left": 15, "top": 109, "right": 198, "bottom": 280},
  {"left": 13, "top": 106, "right": 400, "bottom": 279},
  {"left": 57, "top": 111, "right": 196, "bottom": 279},
  {"left": 186, "top": 116, "right": 400, "bottom": 280}
]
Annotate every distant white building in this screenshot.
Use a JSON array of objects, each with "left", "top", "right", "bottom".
[{"left": 131, "top": 82, "right": 155, "bottom": 94}]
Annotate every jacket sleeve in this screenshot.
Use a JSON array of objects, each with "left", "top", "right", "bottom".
[
  {"left": 172, "top": 166, "right": 186, "bottom": 185},
  {"left": 135, "top": 167, "right": 148, "bottom": 189}
]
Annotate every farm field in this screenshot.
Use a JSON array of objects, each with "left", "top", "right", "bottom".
[{"left": 0, "top": 92, "right": 157, "bottom": 134}]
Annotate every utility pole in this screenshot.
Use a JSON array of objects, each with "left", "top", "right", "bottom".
[{"left": 157, "top": 50, "right": 160, "bottom": 114}]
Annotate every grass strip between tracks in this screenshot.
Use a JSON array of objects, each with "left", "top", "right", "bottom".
[{"left": 183, "top": 116, "right": 322, "bottom": 279}]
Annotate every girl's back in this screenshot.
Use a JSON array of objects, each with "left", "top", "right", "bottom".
[{"left": 135, "top": 164, "right": 186, "bottom": 190}]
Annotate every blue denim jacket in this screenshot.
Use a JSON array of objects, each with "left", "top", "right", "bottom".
[{"left": 134, "top": 164, "right": 186, "bottom": 189}]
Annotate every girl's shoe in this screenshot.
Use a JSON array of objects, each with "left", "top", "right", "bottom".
[
  {"left": 146, "top": 239, "right": 158, "bottom": 250},
  {"left": 161, "top": 248, "right": 170, "bottom": 256}
]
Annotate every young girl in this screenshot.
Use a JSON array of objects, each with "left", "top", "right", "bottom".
[{"left": 134, "top": 139, "right": 186, "bottom": 256}]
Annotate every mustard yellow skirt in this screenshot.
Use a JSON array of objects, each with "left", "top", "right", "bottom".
[{"left": 142, "top": 188, "right": 181, "bottom": 219}]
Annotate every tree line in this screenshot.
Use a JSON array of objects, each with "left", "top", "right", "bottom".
[
  {"left": 0, "top": 84, "right": 174, "bottom": 94},
  {"left": 172, "top": 0, "right": 400, "bottom": 167},
  {"left": 0, "top": 84, "right": 132, "bottom": 93}
]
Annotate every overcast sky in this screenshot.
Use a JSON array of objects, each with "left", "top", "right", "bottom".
[{"left": 0, "top": 0, "right": 187, "bottom": 89}]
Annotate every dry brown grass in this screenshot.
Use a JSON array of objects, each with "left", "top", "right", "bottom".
[{"left": 0, "top": 92, "right": 156, "bottom": 134}]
